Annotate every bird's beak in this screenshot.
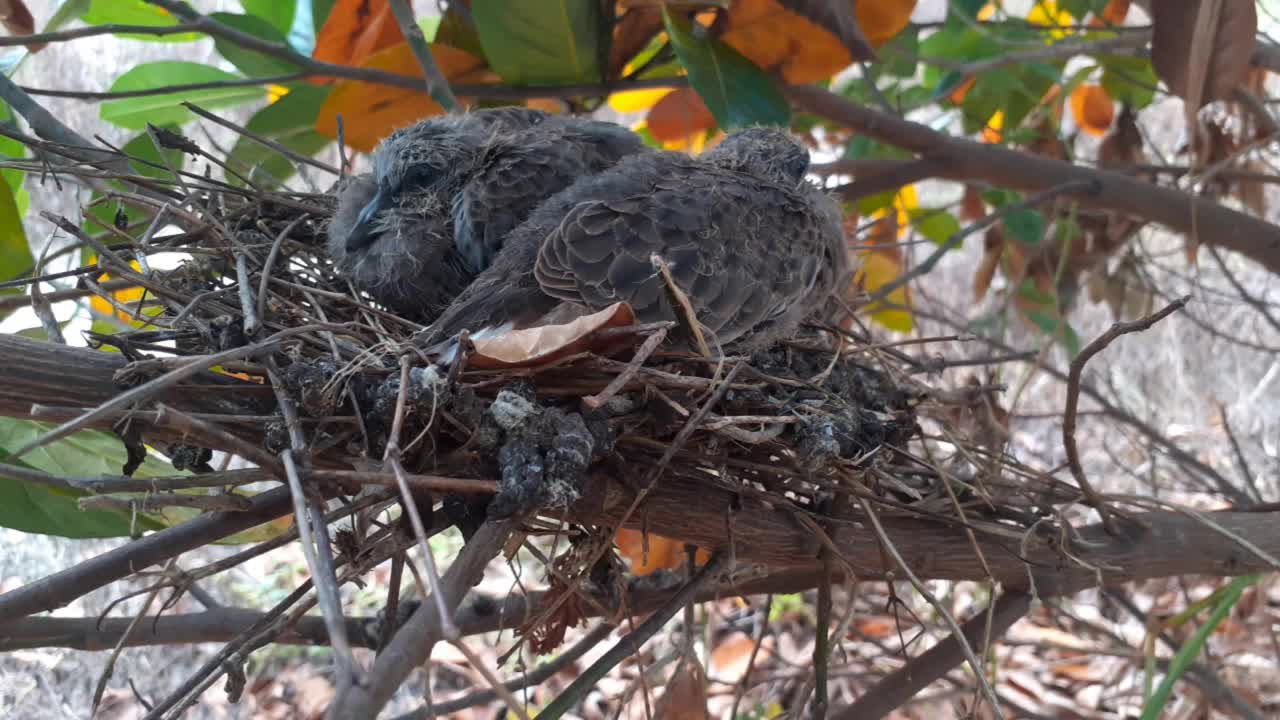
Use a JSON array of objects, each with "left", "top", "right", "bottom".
[{"left": 346, "top": 186, "right": 390, "bottom": 252}]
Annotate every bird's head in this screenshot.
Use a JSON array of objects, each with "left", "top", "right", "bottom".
[
  {"left": 706, "top": 127, "right": 810, "bottom": 186},
  {"left": 343, "top": 108, "right": 550, "bottom": 252}
]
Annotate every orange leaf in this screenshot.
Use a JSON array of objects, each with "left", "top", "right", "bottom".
[
  {"left": 1069, "top": 83, "right": 1115, "bottom": 137},
  {"left": 949, "top": 75, "right": 976, "bottom": 104},
  {"left": 1101, "top": 0, "right": 1130, "bottom": 25},
  {"left": 615, "top": 528, "right": 709, "bottom": 576},
  {"left": 856, "top": 0, "right": 917, "bottom": 47},
  {"left": 722, "top": 0, "right": 853, "bottom": 84},
  {"left": 312, "top": 0, "right": 403, "bottom": 77},
  {"left": 646, "top": 86, "right": 717, "bottom": 143},
  {"left": 315, "top": 42, "right": 486, "bottom": 152}
]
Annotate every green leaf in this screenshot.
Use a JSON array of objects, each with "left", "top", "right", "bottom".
[
  {"left": 1004, "top": 207, "right": 1046, "bottom": 246},
  {"left": 241, "top": 0, "right": 296, "bottom": 37},
  {"left": 120, "top": 126, "right": 187, "bottom": 182},
  {"left": 210, "top": 12, "right": 303, "bottom": 78},
  {"left": 1100, "top": 55, "right": 1158, "bottom": 109},
  {"left": 228, "top": 85, "right": 332, "bottom": 188},
  {"left": 81, "top": 0, "right": 202, "bottom": 42},
  {"left": 436, "top": 6, "right": 485, "bottom": 58},
  {"left": 0, "top": 418, "right": 176, "bottom": 538},
  {"left": 1141, "top": 575, "right": 1261, "bottom": 720},
  {"left": 0, "top": 173, "right": 31, "bottom": 285},
  {"left": 101, "top": 62, "right": 266, "bottom": 130},
  {"left": 910, "top": 209, "right": 962, "bottom": 245},
  {"left": 663, "top": 9, "right": 790, "bottom": 132},
  {"left": 471, "top": 0, "right": 604, "bottom": 85},
  {"left": 311, "top": 0, "right": 336, "bottom": 36},
  {"left": 879, "top": 26, "right": 919, "bottom": 78},
  {"left": 0, "top": 100, "right": 27, "bottom": 231}
]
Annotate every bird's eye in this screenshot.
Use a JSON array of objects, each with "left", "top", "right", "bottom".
[{"left": 401, "top": 164, "right": 440, "bottom": 190}]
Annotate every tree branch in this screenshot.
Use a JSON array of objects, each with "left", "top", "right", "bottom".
[{"left": 784, "top": 84, "right": 1280, "bottom": 276}]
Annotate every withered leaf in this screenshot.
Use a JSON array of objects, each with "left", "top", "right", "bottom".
[{"left": 1151, "top": 0, "right": 1256, "bottom": 107}]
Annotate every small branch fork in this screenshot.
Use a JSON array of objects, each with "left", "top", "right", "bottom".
[{"left": 1063, "top": 296, "right": 1190, "bottom": 535}]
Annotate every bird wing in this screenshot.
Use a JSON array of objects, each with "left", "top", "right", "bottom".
[
  {"left": 533, "top": 172, "right": 833, "bottom": 347},
  {"left": 453, "top": 131, "right": 629, "bottom": 274}
]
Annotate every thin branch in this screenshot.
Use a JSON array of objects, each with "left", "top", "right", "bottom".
[
  {"left": 536, "top": 553, "right": 727, "bottom": 720},
  {"left": 388, "top": 0, "right": 459, "bottom": 111},
  {"left": 1063, "top": 296, "right": 1189, "bottom": 534},
  {"left": 327, "top": 519, "right": 515, "bottom": 720}
]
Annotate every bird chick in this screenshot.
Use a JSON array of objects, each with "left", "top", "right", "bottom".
[
  {"left": 327, "top": 108, "right": 645, "bottom": 322},
  {"left": 420, "top": 127, "right": 850, "bottom": 353}
]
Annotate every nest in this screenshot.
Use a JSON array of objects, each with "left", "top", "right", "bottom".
[{"left": 6, "top": 125, "right": 1093, "bottom": 660}]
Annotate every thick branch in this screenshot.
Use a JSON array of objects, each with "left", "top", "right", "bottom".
[{"left": 785, "top": 85, "right": 1280, "bottom": 276}]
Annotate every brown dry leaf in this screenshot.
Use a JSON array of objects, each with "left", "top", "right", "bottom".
[
  {"left": 312, "top": 0, "right": 403, "bottom": 81},
  {"left": 1070, "top": 83, "right": 1116, "bottom": 137},
  {"left": 1151, "top": 0, "right": 1257, "bottom": 106},
  {"left": 1101, "top": 0, "right": 1130, "bottom": 24},
  {"left": 0, "top": 0, "right": 40, "bottom": 53},
  {"left": 1053, "top": 662, "right": 1104, "bottom": 682},
  {"left": 1097, "top": 104, "right": 1144, "bottom": 170},
  {"left": 467, "top": 302, "right": 639, "bottom": 369},
  {"left": 960, "top": 184, "right": 986, "bottom": 222},
  {"left": 646, "top": 86, "right": 717, "bottom": 142},
  {"left": 315, "top": 42, "right": 488, "bottom": 152},
  {"left": 656, "top": 658, "right": 710, "bottom": 720},
  {"left": 973, "top": 227, "right": 1004, "bottom": 302}
]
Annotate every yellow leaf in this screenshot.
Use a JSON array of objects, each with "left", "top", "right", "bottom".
[
  {"left": 982, "top": 109, "right": 1005, "bottom": 144},
  {"left": 892, "top": 184, "right": 918, "bottom": 237},
  {"left": 315, "top": 42, "right": 486, "bottom": 153},
  {"left": 855, "top": 211, "right": 914, "bottom": 332},
  {"left": 1027, "top": 0, "right": 1075, "bottom": 39},
  {"left": 267, "top": 84, "right": 290, "bottom": 104},
  {"left": 977, "top": 2, "right": 997, "bottom": 21},
  {"left": 609, "top": 87, "right": 675, "bottom": 113}
]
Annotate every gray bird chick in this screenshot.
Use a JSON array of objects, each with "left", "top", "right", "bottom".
[
  {"left": 420, "top": 127, "right": 850, "bottom": 353},
  {"left": 327, "top": 108, "right": 646, "bottom": 322}
]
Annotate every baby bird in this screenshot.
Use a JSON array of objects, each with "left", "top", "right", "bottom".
[
  {"left": 420, "top": 127, "right": 850, "bottom": 353},
  {"left": 327, "top": 108, "right": 646, "bottom": 321}
]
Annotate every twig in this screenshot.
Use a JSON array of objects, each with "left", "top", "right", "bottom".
[
  {"left": 78, "top": 493, "right": 253, "bottom": 513},
  {"left": 255, "top": 215, "right": 307, "bottom": 327},
  {"left": 385, "top": 354, "right": 456, "bottom": 640},
  {"left": 91, "top": 558, "right": 175, "bottom": 716},
  {"left": 280, "top": 449, "right": 363, "bottom": 688},
  {"left": 855, "top": 497, "right": 1005, "bottom": 719},
  {"left": 535, "top": 553, "right": 727, "bottom": 720},
  {"left": 582, "top": 326, "right": 669, "bottom": 409},
  {"left": 327, "top": 519, "right": 515, "bottom": 719},
  {"left": 0, "top": 486, "right": 296, "bottom": 621},
  {"left": 392, "top": 622, "right": 615, "bottom": 719},
  {"left": 862, "top": 180, "right": 1099, "bottom": 307},
  {"left": 387, "top": 0, "right": 459, "bottom": 111},
  {"left": 1063, "top": 296, "right": 1189, "bottom": 534},
  {"left": 1217, "top": 403, "right": 1263, "bottom": 505}
]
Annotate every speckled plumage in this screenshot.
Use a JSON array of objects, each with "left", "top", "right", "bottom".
[
  {"left": 326, "top": 108, "right": 645, "bottom": 322},
  {"left": 421, "top": 127, "right": 850, "bottom": 352}
]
